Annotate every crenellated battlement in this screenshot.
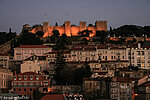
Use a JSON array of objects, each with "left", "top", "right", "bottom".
[{"left": 28, "top": 20, "right": 107, "bottom": 37}]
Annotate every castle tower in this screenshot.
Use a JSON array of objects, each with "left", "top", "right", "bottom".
[
  {"left": 65, "top": 21, "right": 71, "bottom": 36},
  {"left": 95, "top": 21, "right": 107, "bottom": 32},
  {"left": 79, "top": 21, "right": 87, "bottom": 31},
  {"left": 43, "top": 22, "right": 49, "bottom": 33}
]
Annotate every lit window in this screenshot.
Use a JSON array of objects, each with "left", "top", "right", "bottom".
[
  {"left": 18, "top": 76, "right": 22, "bottom": 80},
  {"left": 30, "top": 76, "right": 33, "bottom": 80},
  {"left": 24, "top": 76, "right": 27, "bottom": 80},
  {"left": 14, "top": 76, "right": 16, "bottom": 80},
  {"left": 36, "top": 76, "right": 39, "bottom": 80}
]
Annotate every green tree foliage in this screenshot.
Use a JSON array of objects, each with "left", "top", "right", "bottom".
[
  {"left": 88, "top": 24, "right": 93, "bottom": 27},
  {"left": 0, "top": 31, "right": 16, "bottom": 45},
  {"left": 16, "top": 30, "right": 43, "bottom": 46},
  {"left": 54, "top": 33, "right": 71, "bottom": 50},
  {"left": 52, "top": 30, "right": 60, "bottom": 37},
  {"left": 36, "top": 31, "right": 44, "bottom": 37},
  {"left": 78, "top": 29, "right": 92, "bottom": 37},
  {"left": 55, "top": 22, "right": 58, "bottom": 26},
  {"left": 96, "top": 31, "right": 108, "bottom": 44},
  {"left": 128, "top": 65, "right": 139, "bottom": 71},
  {"left": 111, "top": 25, "right": 147, "bottom": 37},
  {"left": 54, "top": 50, "right": 92, "bottom": 85}
]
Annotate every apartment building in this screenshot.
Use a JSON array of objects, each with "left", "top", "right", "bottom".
[
  {"left": 110, "top": 77, "right": 137, "bottom": 100},
  {"left": 0, "top": 53, "right": 9, "bottom": 68},
  {"left": 14, "top": 45, "right": 52, "bottom": 60},
  {"left": 127, "top": 43, "right": 150, "bottom": 69},
  {"left": 0, "top": 68, "right": 13, "bottom": 88},
  {"left": 21, "top": 55, "right": 46, "bottom": 73},
  {"left": 70, "top": 45, "right": 96, "bottom": 62},
  {"left": 46, "top": 50, "right": 71, "bottom": 63},
  {"left": 12, "top": 72, "right": 50, "bottom": 99}
]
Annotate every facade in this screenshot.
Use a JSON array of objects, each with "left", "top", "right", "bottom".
[
  {"left": 26, "top": 21, "right": 107, "bottom": 37},
  {"left": 0, "top": 53, "right": 9, "bottom": 68},
  {"left": 84, "top": 79, "right": 100, "bottom": 93},
  {"left": 14, "top": 45, "right": 52, "bottom": 60},
  {"left": 110, "top": 77, "right": 137, "bottom": 100},
  {"left": 12, "top": 72, "right": 50, "bottom": 99},
  {"left": 70, "top": 45, "right": 96, "bottom": 62},
  {"left": 46, "top": 50, "right": 71, "bottom": 63},
  {"left": 21, "top": 55, "right": 46, "bottom": 73},
  {"left": 133, "top": 75, "right": 150, "bottom": 100},
  {"left": 0, "top": 68, "right": 13, "bottom": 89},
  {"left": 126, "top": 43, "right": 150, "bottom": 69}
]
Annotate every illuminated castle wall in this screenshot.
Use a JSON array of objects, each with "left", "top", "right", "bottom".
[{"left": 28, "top": 20, "right": 107, "bottom": 37}]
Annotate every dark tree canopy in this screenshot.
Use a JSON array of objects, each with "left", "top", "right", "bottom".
[
  {"left": 36, "top": 31, "right": 44, "bottom": 37},
  {"left": 110, "top": 25, "right": 148, "bottom": 37},
  {"left": 16, "top": 30, "right": 43, "bottom": 46},
  {"left": 52, "top": 30, "right": 60, "bottom": 37},
  {"left": 0, "top": 31, "right": 16, "bottom": 45}
]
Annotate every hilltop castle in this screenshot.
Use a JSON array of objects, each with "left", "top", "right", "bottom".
[{"left": 23, "top": 20, "right": 107, "bottom": 37}]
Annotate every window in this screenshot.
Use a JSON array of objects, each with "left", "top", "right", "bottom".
[
  {"left": 30, "top": 88, "right": 32, "bottom": 92},
  {"left": 19, "top": 88, "right": 21, "bottom": 91},
  {"left": 17, "top": 50, "right": 21, "bottom": 53},
  {"left": 36, "top": 76, "right": 39, "bottom": 80},
  {"left": 30, "top": 76, "right": 33, "bottom": 80},
  {"left": 18, "top": 76, "right": 22, "bottom": 80},
  {"left": 17, "top": 56, "right": 21, "bottom": 60},
  {"left": 14, "top": 76, "right": 16, "bottom": 80},
  {"left": 111, "top": 56, "right": 113, "bottom": 59},
  {"left": 24, "top": 88, "right": 26, "bottom": 91},
  {"left": 24, "top": 76, "right": 27, "bottom": 80}
]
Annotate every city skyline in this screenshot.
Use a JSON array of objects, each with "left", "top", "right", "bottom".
[{"left": 0, "top": 0, "right": 150, "bottom": 33}]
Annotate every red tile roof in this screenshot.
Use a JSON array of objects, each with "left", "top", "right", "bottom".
[
  {"left": 18, "top": 72, "right": 39, "bottom": 75},
  {"left": 47, "top": 50, "right": 70, "bottom": 54},
  {"left": 40, "top": 94, "right": 65, "bottom": 100},
  {"left": 15, "top": 45, "right": 51, "bottom": 48}
]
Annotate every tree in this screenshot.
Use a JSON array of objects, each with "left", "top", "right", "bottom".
[
  {"left": 54, "top": 50, "right": 66, "bottom": 84},
  {"left": 96, "top": 31, "right": 108, "bottom": 44},
  {"left": 88, "top": 24, "right": 93, "bottom": 27},
  {"left": 52, "top": 30, "right": 60, "bottom": 37},
  {"left": 55, "top": 22, "right": 58, "bottom": 26},
  {"left": 36, "top": 31, "right": 44, "bottom": 37},
  {"left": 16, "top": 30, "right": 43, "bottom": 46}
]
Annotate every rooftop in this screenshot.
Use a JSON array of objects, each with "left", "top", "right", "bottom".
[{"left": 15, "top": 45, "right": 51, "bottom": 48}]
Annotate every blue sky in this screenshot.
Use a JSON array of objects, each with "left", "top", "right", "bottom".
[{"left": 0, "top": 0, "right": 150, "bottom": 33}]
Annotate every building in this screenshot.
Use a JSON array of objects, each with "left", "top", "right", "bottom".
[
  {"left": 21, "top": 55, "right": 46, "bottom": 73},
  {"left": 24, "top": 21, "right": 107, "bottom": 37},
  {"left": 12, "top": 72, "right": 50, "bottom": 99},
  {"left": 0, "top": 68, "right": 13, "bottom": 89},
  {"left": 14, "top": 45, "right": 52, "bottom": 60},
  {"left": 46, "top": 50, "right": 71, "bottom": 63},
  {"left": 0, "top": 53, "right": 9, "bottom": 68},
  {"left": 110, "top": 77, "right": 137, "bottom": 100},
  {"left": 126, "top": 43, "right": 150, "bottom": 69},
  {"left": 70, "top": 45, "right": 96, "bottom": 62},
  {"left": 84, "top": 78, "right": 100, "bottom": 93},
  {"left": 133, "top": 75, "right": 150, "bottom": 100}
]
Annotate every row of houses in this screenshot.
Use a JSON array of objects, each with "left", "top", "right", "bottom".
[{"left": 1, "top": 43, "right": 150, "bottom": 99}]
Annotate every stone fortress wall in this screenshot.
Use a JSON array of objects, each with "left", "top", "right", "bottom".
[{"left": 28, "top": 20, "right": 107, "bottom": 37}]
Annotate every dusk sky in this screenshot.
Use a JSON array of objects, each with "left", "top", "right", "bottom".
[{"left": 0, "top": 0, "right": 150, "bottom": 33}]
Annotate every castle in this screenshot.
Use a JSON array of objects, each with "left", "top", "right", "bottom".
[{"left": 24, "top": 20, "right": 107, "bottom": 37}]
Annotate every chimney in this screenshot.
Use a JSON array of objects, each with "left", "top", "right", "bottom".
[{"left": 138, "top": 43, "right": 141, "bottom": 48}]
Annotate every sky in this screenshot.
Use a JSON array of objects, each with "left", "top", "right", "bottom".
[{"left": 0, "top": 0, "right": 150, "bottom": 33}]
